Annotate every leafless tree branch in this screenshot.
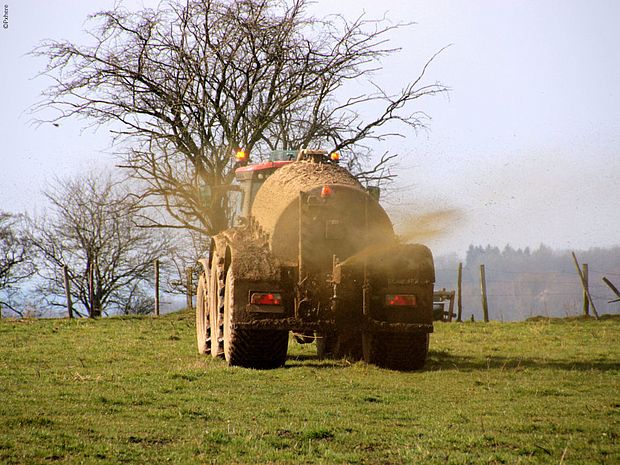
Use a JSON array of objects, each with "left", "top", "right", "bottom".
[{"left": 32, "top": 0, "right": 448, "bottom": 235}]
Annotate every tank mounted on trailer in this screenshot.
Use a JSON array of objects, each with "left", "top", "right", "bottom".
[{"left": 196, "top": 149, "right": 435, "bottom": 370}]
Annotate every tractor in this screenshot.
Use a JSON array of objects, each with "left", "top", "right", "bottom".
[{"left": 195, "top": 149, "right": 435, "bottom": 370}]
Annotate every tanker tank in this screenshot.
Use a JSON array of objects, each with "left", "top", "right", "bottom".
[{"left": 250, "top": 160, "right": 395, "bottom": 267}]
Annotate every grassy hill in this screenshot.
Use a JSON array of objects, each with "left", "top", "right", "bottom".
[{"left": 1, "top": 312, "right": 618, "bottom": 464}]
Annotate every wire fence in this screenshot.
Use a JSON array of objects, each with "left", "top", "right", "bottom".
[{"left": 434, "top": 263, "right": 620, "bottom": 321}]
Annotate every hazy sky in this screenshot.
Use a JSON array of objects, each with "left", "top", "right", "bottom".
[{"left": 1, "top": 0, "right": 618, "bottom": 256}]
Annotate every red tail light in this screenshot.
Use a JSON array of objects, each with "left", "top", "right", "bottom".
[
  {"left": 250, "top": 292, "right": 282, "bottom": 306},
  {"left": 321, "top": 185, "right": 333, "bottom": 198},
  {"left": 385, "top": 294, "right": 417, "bottom": 307}
]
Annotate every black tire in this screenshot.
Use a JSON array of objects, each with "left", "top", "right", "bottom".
[
  {"left": 209, "top": 254, "right": 224, "bottom": 358},
  {"left": 195, "top": 274, "right": 210, "bottom": 355},
  {"left": 223, "top": 268, "right": 288, "bottom": 369},
  {"left": 316, "top": 331, "right": 363, "bottom": 361},
  {"left": 363, "top": 332, "right": 429, "bottom": 371},
  {"left": 337, "top": 331, "right": 363, "bottom": 360},
  {"left": 316, "top": 332, "right": 338, "bottom": 359}
]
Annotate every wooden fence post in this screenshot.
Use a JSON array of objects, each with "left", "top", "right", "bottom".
[
  {"left": 448, "top": 290, "right": 455, "bottom": 322},
  {"left": 602, "top": 277, "right": 620, "bottom": 303},
  {"left": 582, "top": 263, "right": 590, "bottom": 316},
  {"left": 571, "top": 252, "right": 599, "bottom": 319},
  {"left": 63, "top": 265, "right": 74, "bottom": 319},
  {"left": 456, "top": 262, "right": 463, "bottom": 322},
  {"left": 186, "top": 267, "right": 193, "bottom": 311},
  {"left": 154, "top": 259, "right": 160, "bottom": 316},
  {"left": 480, "top": 264, "right": 489, "bottom": 323}
]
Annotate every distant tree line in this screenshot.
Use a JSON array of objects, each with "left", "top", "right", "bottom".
[
  {"left": 435, "top": 245, "right": 620, "bottom": 321},
  {"left": 0, "top": 171, "right": 194, "bottom": 318}
]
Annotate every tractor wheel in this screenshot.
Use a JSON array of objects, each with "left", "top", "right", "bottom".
[
  {"left": 363, "top": 332, "right": 429, "bottom": 371},
  {"left": 316, "top": 331, "right": 363, "bottom": 360},
  {"left": 223, "top": 268, "right": 288, "bottom": 369},
  {"left": 195, "top": 273, "right": 210, "bottom": 355},
  {"left": 337, "top": 331, "right": 363, "bottom": 361},
  {"left": 316, "top": 332, "right": 338, "bottom": 359},
  {"left": 209, "top": 254, "right": 224, "bottom": 358}
]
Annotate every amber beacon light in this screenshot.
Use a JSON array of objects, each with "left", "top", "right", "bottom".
[{"left": 235, "top": 149, "right": 248, "bottom": 163}]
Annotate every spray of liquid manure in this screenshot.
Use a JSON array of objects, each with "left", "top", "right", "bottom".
[{"left": 339, "top": 209, "right": 462, "bottom": 267}]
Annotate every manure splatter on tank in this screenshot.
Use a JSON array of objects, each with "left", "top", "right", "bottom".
[{"left": 251, "top": 161, "right": 364, "bottom": 246}]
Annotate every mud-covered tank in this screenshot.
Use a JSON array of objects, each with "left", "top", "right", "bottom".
[
  {"left": 196, "top": 151, "right": 435, "bottom": 371},
  {"left": 251, "top": 161, "right": 394, "bottom": 268}
]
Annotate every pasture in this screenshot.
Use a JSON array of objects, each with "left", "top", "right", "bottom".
[{"left": 0, "top": 312, "right": 618, "bottom": 464}]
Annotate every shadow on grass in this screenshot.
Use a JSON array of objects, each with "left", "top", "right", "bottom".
[
  {"left": 426, "top": 351, "right": 620, "bottom": 372},
  {"left": 284, "top": 353, "right": 350, "bottom": 369},
  {"left": 283, "top": 351, "right": 620, "bottom": 372}
]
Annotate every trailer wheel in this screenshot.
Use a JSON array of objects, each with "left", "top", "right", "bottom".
[
  {"left": 223, "top": 268, "right": 288, "bottom": 369},
  {"left": 195, "top": 273, "right": 210, "bottom": 355},
  {"left": 209, "top": 254, "right": 224, "bottom": 358},
  {"left": 363, "top": 332, "right": 429, "bottom": 371},
  {"left": 316, "top": 331, "right": 363, "bottom": 360},
  {"left": 316, "top": 332, "right": 337, "bottom": 359}
]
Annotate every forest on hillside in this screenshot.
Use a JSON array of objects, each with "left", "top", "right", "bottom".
[{"left": 434, "top": 245, "right": 620, "bottom": 321}]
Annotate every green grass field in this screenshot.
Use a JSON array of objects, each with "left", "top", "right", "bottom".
[{"left": 0, "top": 312, "right": 618, "bottom": 464}]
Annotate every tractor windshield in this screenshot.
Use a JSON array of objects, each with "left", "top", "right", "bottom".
[{"left": 234, "top": 161, "right": 293, "bottom": 219}]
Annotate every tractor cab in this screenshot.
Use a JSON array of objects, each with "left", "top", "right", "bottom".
[
  {"left": 233, "top": 150, "right": 297, "bottom": 220},
  {"left": 232, "top": 149, "right": 344, "bottom": 223}
]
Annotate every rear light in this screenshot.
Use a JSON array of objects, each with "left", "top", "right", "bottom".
[
  {"left": 250, "top": 292, "right": 282, "bottom": 306},
  {"left": 385, "top": 294, "right": 417, "bottom": 307},
  {"left": 321, "top": 185, "right": 333, "bottom": 198},
  {"left": 235, "top": 149, "right": 248, "bottom": 163}
]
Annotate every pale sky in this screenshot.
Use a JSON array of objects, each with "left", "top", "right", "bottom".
[{"left": 1, "top": 0, "right": 618, "bottom": 256}]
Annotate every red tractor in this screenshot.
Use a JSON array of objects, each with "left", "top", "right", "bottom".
[{"left": 196, "top": 149, "right": 435, "bottom": 370}]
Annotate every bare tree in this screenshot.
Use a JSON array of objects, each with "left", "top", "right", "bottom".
[
  {"left": 28, "top": 172, "right": 172, "bottom": 317},
  {"left": 0, "top": 213, "right": 36, "bottom": 316},
  {"left": 32, "top": 0, "right": 447, "bottom": 236},
  {"left": 166, "top": 228, "right": 208, "bottom": 295}
]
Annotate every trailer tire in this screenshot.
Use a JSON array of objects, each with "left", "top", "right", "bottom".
[
  {"left": 223, "top": 268, "right": 288, "bottom": 369},
  {"left": 195, "top": 274, "right": 210, "bottom": 355},
  {"left": 316, "top": 332, "right": 337, "bottom": 359},
  {"left": 209, "top": 254, "right": 224, "bottom": 358},
  {"left": 316, "top": 331, "right": 363, "bottom": 360},
  {"left": 363, "top": 332, "right": 429, "bottom": 371}
]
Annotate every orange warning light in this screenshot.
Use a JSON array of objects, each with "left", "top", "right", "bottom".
[
  {"left": 235, "top": 149, "right": 247, "bottom": 162},
  {"left": 321, "top": 185, "right": 333, "bottom": 198},
  {"left": 330, "top": 152, "right": 340, "bottom": 162}
]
